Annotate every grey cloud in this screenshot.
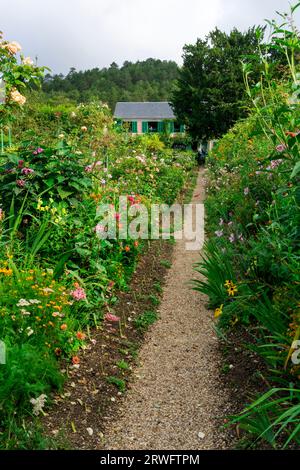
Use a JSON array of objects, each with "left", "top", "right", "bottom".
[{"left": 1, "top": 0, "right": 297, "bottom": 74}]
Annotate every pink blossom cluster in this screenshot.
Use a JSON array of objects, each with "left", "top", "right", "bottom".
[
  {"left": 70, "top": 286, "right": 86, "bottom": 301},
  {"left": 21, "top": 168, "right": 34, "bottom": 175},
  {"left": 33, "top": 147, "right": 44, "bottom": 155}
]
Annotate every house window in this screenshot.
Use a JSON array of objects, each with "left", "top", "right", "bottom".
[
  {"left": 173, "top": 121, "right": 181, "bottom": 133},
  {"left": 148, "top": 122, "right": 159, "bottom": 133}
]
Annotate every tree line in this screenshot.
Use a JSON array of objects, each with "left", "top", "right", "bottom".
[{"left": 42, "top": 27, "right": 286, "bottom": 142}]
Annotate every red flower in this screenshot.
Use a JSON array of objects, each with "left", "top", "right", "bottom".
[{"left": 76, "top": 332, "right": 86, "bottom": 341}]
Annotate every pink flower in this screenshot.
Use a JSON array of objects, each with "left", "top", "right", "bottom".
[
  {"left": 115, "top": 212, "right": 121, "bottom": 221},
  {"left": 21, "top": 168, "right": 34, "bottom": 175},
  {"left": 95, "top": 224, "right": 105, "bottom": 234},
  {"left": 276, "top": 144, "right": 287, "bottom": 153},
  {"left": 244, "top": 187, "right": 249, "bottom": 196},
  {"left": 104, "top": 313, "right": 120, "bottom": 323},
  {"left": 229, "top": 234, "right": 236, "bottom": 244},
  {"left": 267, "top": 159, "right": 283, "bottom": 171},
  {"left": 33, "top": 147, "right": 44, "bottom": 155},
  {"left": 85, "top": 165, "right": 93, "bottom": 173},
  {"left": 70, "top": 287, "right": 86, "bottom": 301},
  {"left": 18, "top": 160, "right": 24, "bottom": 168},
  {"left": 16, "top": 179, "right": 26, "bottom": 187}
]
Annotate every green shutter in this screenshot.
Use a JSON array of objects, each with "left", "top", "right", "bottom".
[
  {"left": 180, "top": 124, "right": 185, "bottom": 133},
  {"left": 142, "top": 122, "right": 148, "bottom": 133},
  {"left": 131, "top": 121, "right": 137, "bottom": 133},
  {"left": 158, "top": 121, "right": 164, "bottom": 133},
  {"left": 170, "top": 122, "right": 175, "bottom": 133}
]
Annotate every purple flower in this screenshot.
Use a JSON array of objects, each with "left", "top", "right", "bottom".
[
  {"left": 267, "top": 159, "right": 283, "bottom": 171},
  {"left": 238, "top": 234, "right": 244, "bottom": 242},
  {"left": 276, "top": 144, "right": 287, "bottom": 153},
  {"left": 228, "top": 221, "right": 233, "bottom": 227},
  {"left": 219, "top": 218, "right": 224, "bottom": 226},
  {"left": 101, "top": 179, "right": 106, "bottom": 185},
  {"left": 215, "top": 230, "right": 224, "bottom": 238},
  {"left": 244, "top": 187, "right": 249, "bottom": 196},
  {"left": 21, "top": 168, "right": 34, "bottom": 175},
  {"left": 229, "top": 234, "right": 235, "bottom": 244}
]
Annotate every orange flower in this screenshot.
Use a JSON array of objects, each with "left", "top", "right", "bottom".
[
  {"left": 124, "top": 246, "right": 130, "bottom": 252},
  {"left": 134, "top": 241, "right": 139, "bottom": 248},
  {"left": 60, "top": 323, "right": 67, "bottom": 331},
  {"left": 76, "top": 332, "right": 86, "bottom": 341},
  {"left": 72, "top": 356, "right": 80, "bottom": 365}
]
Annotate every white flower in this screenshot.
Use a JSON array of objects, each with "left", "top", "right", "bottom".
[
  {"left": 26, "top": 327, "right": 34, "bottom": 337},
  {"left": 22, "top": 56, "right": 33, "bottom": 66},
  {"left": 20, "top": 309, "right": 31, "bottom": 316},
  {"left": 86, "top": 427, "right": 93, "bottom": 436},
  {"left": 29, "top": 299, "right": 41, "bottom": 304},
  {"left": 30, "top": 394, "right": 47, "bottom": 416},
  {"left": 17, "top": 299, "right": 30, "bottom": 307}
]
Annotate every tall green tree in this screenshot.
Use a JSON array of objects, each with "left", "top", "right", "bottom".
[{"left": 171, "top": 27, "right": 262, "bottom": 142}]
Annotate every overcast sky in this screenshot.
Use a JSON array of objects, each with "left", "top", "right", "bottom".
[{"left": 1, "top": 0, "right": 299, "bottom": 74}]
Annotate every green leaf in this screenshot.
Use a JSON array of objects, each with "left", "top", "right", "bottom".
[
  {"left": 57, "top": 187, "right": 73, "bottom": 200},
  {"left": 291, "top": 161, "right": 300, "bottom": 178}
]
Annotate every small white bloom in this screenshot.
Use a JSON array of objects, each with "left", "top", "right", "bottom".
[
  {"left": 30, "top": 394, "right": 47, "bottom": 416},
  {"left": 17, "top": 299, "right": 30, "bottom": 307}
]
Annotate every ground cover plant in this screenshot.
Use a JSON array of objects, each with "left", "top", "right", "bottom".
[
  {"left": 0, "top": 33, "right": 196, "bottom": 449},
  {"left": 194, "top": 5, "right": 300, "bottom": 448}
]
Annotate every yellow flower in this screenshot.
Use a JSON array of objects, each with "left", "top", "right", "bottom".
[
  {"left": 228, "top": 286, "right": 238, "bottom": 297},
  {"left": 214, "top": 305, "right": 224, "bottom": 319},
  {"left": 0, "top": 268, "right": 13, "bottom": 276}
]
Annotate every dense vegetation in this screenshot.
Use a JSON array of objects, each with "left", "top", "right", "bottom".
[
  {"left": 42, "top": 59, "right": 179, "bottom": 110},
  {"left": 0, "top": 37, "right": 196, "bottom": 449},
  {"left": 194, "top": 6, "right": 300, "bottom": 448},
  {"left": 171, "top": 26, "right": 288, "bottom": 143}
]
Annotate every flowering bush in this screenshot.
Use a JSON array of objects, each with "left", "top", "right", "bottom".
[{"left": 194, "top": 6, "right": 300, "bottom": 448}]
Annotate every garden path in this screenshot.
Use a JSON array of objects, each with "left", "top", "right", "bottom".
[{"left": 102, "top": 169, "right": 229, "bottom": 450}]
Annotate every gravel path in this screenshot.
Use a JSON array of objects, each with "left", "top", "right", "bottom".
[{"left": 102, "top": 170, "right": 229, "bottom": 450}]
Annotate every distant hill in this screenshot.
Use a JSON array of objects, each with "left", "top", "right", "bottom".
[{"left": 42, "top": 59, "right": 179, "bottom": 110}]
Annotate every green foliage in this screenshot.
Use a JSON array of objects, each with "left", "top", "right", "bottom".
[
  {"left": 42, "top": 59, "right": 179, "bottom": 110},
  {"left": 0, "top": 47, "right": 195, "bottom": 449},
  {"left": 106, "top": 376, "right": 126, "bottom": 393},
  {"left": 171, "top": 26, "right": 283, "bottom": 142},
  {"left": 134, "top": 311, "right": 158, "bottom": 332},
  {"left": 194, "top": 4, "right": 300, "bottom": 448}
]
